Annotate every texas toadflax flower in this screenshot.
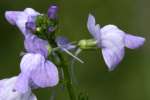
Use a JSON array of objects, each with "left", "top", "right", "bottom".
[
  {"left": 3, "top": 3, "right": 147, "bottom": 100},
  {"left": 5, "top": 7, "right": 59, "bottom": 93},
  {"left": 0, "top": 76, "right": 37, "bottom": 100},
  {"left": 5, "top": 8, "right": 49, "bottom": 57},
  {"left": 87, "top": 14, "right": 145, "bottom": 71}
]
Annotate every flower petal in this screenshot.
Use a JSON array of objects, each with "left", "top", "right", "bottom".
[
  {"left": 101, "top": 25, "right": 125, "bottom": 47},
  {"left": 16, "top": 13, "right": 30, "bottom": 35},
  {"left": 56, "top": 36, "right": 76, "bottom": 50},
  {"left": 0, "top": 76, "right": 37, "bottom": 100},
  {"left": 87, "top": 14, "right": 101, "bottom": 40},
  {"left": 5, "top": 11, "right": 22, "bottom": 25},
  {"left": 15, "top": 74, "right": 30, "bottom": 93},
  {"left": 16, "top": 8, "right": 39, "bottom": 35},
  {"left": 15, "top": 53, "right": 44, "bottom": 93},
  {"left": 125, "top": 34, "right": 145, "bottom": 49},
  {"left": 20, "top": 53, "right": 42, "bottom": 72},
  {"left": 18, "top": 53, "right": 59, "bottom": 92},
  {"left": 24, "top": 8, "right": 39, "bottom": 16},
  {"left": 31, "top": 59, "right": 59, "bottom": 87},
  {"left": 102, "top": 47, "right": 124, "bottom": 71},
  {"left": 24, "top": 35, "right": 49, "bottom": 57},
  {"left": 100, "top": 25, "right": 125, "bottom": 70},
  {"left": 5, "top": 8, "right": 39, "bottom": 36}
]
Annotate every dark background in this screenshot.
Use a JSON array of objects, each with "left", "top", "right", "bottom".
[{"left": 0, "top": 0, "right": 149, "bottom": 100}]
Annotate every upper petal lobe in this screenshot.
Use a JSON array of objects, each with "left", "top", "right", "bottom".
[{"left": 125, "top": 34, "right": 145, "bottom": 49}]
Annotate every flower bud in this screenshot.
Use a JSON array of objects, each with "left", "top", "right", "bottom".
[
  {"left": 47, "top": 4, "right": 58, "bottom": 20},
  {"left": 78, "top": 39, "right": 97, "bottom": 49}
]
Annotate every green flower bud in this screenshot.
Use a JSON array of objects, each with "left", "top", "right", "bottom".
[
  {"left": 78, "top": 39, "right": 97, "bottom": 49},
  {"left": 34, "top": 15, "right": 58, "bottom": 40}
]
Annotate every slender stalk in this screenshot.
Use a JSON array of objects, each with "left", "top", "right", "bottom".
[
  {"left": 64, "top": 65, "right": 77, "bottom": 100},
  {"left": 47, "top": 37, "right": 76, "bottom": 100},
  {"left": 57, "top": 52, "right": 77, "bottom": 100}
]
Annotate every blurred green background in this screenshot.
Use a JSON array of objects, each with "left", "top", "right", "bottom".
[{"left": 0, "top": 0, "right": 149, "bottom": 100}]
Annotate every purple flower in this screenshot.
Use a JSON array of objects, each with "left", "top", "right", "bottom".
[
  {"left": 5, "top": 8, "right": 39, "bottom": 36},
  {"left": 47, "top": 4, "right": 58, "bottom": 19},
  {"left": 56, "top": 36, "right": 76, "bottom": 50},
  {"left": 15, "top": 53, "right": 59, "bottom": 93},
  {"left": 5, "top": 8, "right": 59, "bottom": 93},
  {"left": 5, "top": 8, "right": 49, "bottom": 57},
  {"left": 0, "top": 76, "right": 37, "bottom": 100},
  {"left": 87, "top": 14, "right": 145, "bottom": 71},
  {"left": 48, "top": 27, "right": 56, "bottom": 33},
  {"left": 56, "top": 36, "right": 84, "bottom": 63}
]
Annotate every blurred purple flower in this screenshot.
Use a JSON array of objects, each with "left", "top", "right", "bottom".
[
  {"left": 87, "top": 14, "right": 145, "bottom": 71},
  {"left": 15, "top": 53, "right": 59, "bottom": 93},
  {"left": 56, "top": 36, "right": 84, "bottom": 63},
  {"left": 0, "top": 76, "right": 37, "bottom": 100},
  {"left": 56, "top": 36, "right": 76, "bottom": 50},
  {"left": 48, "top": 27, "right": 56, "bottom": 33}
]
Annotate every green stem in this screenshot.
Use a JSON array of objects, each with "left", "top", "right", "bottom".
[
  {"left": 57, "top": 52, "right": 77, "bottom": 100},
  {"left": 47, "top": 37, "right": 76, "bottom": 100}
]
